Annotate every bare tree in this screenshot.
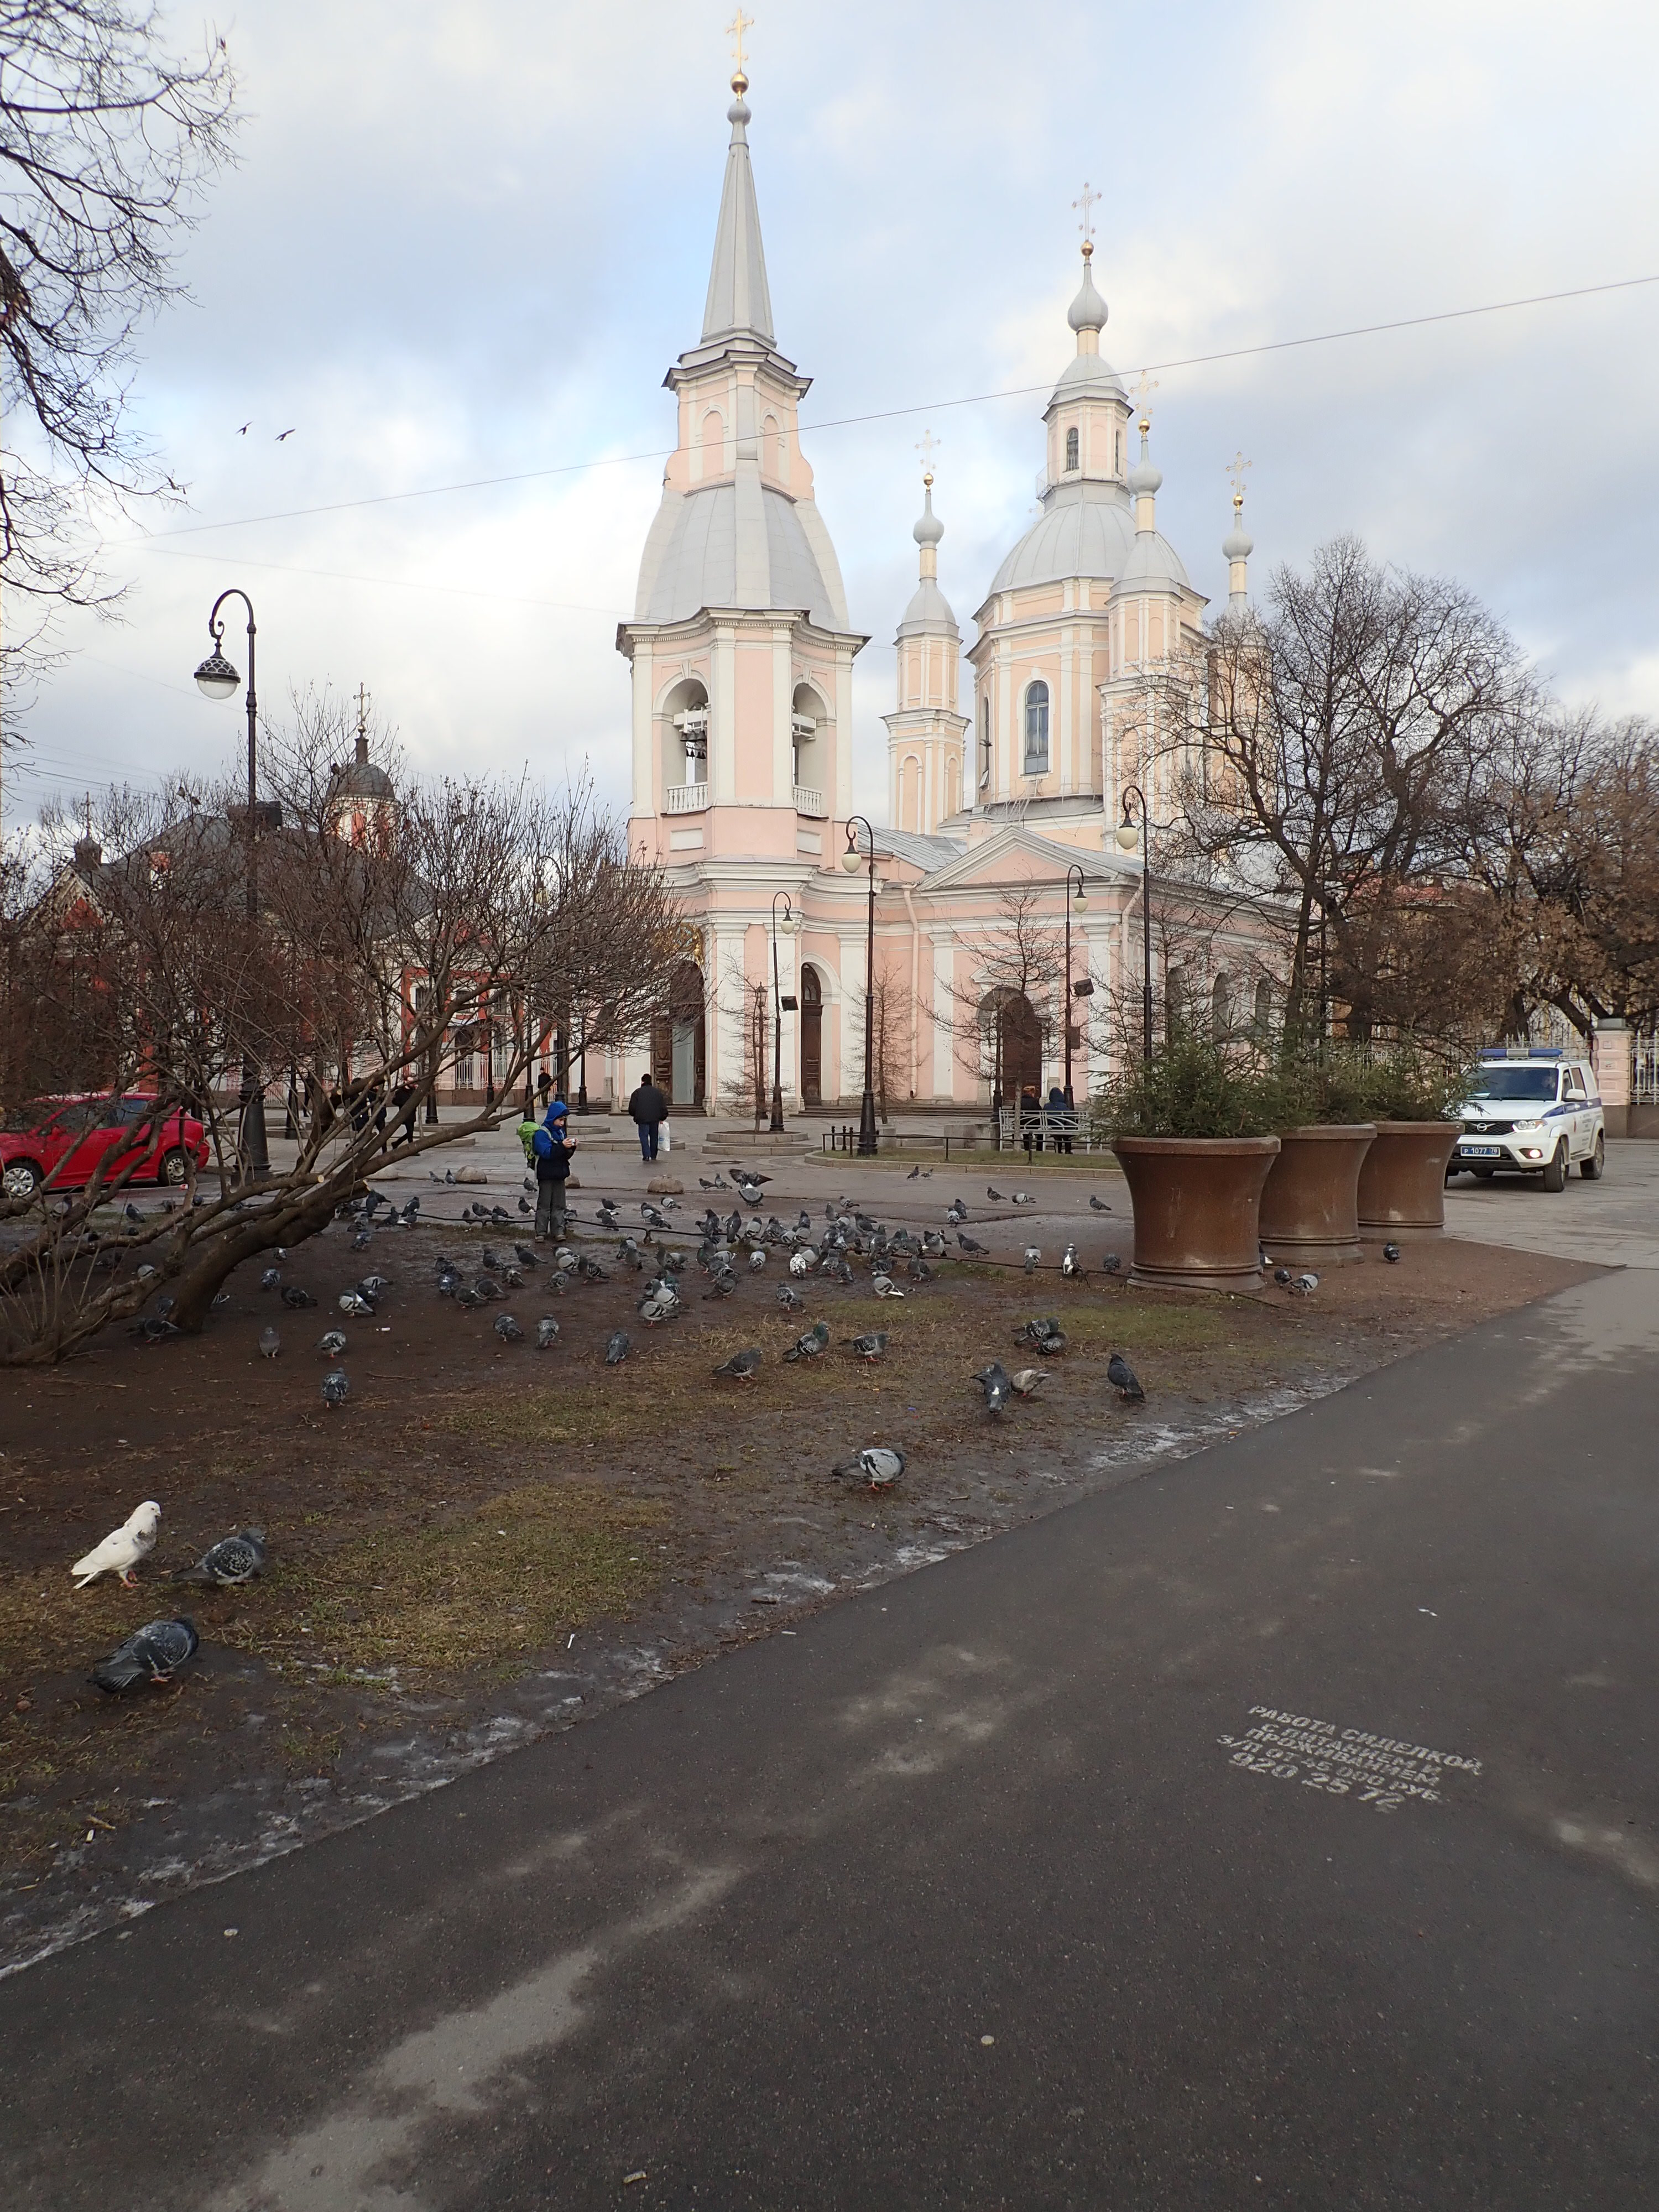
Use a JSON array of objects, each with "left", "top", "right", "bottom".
[
  {"left": 928, "top": 886, "right": 1064, "bottom": 1113},
  {"left": 848, "top": 967, "right": 914, "bottom": 1120},
  {"left": 0, "top": 1, "right": 238, "bottom": 712}
]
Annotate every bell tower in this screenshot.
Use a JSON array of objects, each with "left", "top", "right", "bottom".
[{"left": 884, "top": 461, "right": 968, "bottom": 834}]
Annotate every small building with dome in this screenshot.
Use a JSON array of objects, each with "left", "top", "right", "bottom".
[{"left": 607, "top": 66, "right": 1273, "bottom": 1120}]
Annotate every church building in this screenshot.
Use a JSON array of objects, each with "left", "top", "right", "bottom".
[{"left": 606, "top": 62, "right": 1269, "bottom": 1119}]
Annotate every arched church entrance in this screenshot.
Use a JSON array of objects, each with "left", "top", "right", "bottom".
[
  {"left": 982, "top": 988, "right": 1044, "bottom": 1110},
  {"left": 800, "top": 965, "right": 823, "bottom": 1105},
  {"left": 650, "top": 961, "right": 706, "bottom": 1110}
]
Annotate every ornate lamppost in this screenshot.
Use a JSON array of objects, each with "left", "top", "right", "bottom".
[
  {"left": 770, "top": 891, "right": 797, "bottom": 1133},
  {"left": 193, "top": 589, "right": 271, "bottom": 1178},
  {"left": 1115, "top": 785, "right": 1155, "bottom": 1062},
  {"left": 1062, "top": 862, "right": 1088, "bottom": 1106},
  {"left": 840, "top": 817, "right": 880, "bottom": 1156}
]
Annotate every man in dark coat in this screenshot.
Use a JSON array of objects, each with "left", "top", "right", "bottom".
[
  {"left": 531, "top": 1099, "right": 574, "bottom": 1239},
  {"left": 627, "top": 1070, "right": 670, "bottom": 1163}
]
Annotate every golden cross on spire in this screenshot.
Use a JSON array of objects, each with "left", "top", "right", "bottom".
[
  {"left": 1072, "top": 180, "right": 1098, "bottom": 251},
  {"left": 915, "top": 427, "right": 940, "bottom": 484},
  {"left": 356, "top": 681, "right": 371, "bottom": 741},
  {"left": 727, "top": 8, "right": 753, "bottom": 89},
  {"left": 1227, "top": 449, "right": 1252, "bottom": 505},
  {"left": 1134, "top": 368, "right": 1159, "bottom": 426}
]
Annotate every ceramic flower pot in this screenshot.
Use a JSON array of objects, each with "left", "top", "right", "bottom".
[
  {"left": 1355, "top": 1120, "right": 1461, "bottom": 1239},
  {"left": 1112, "top": 1134, "right": 1281, "bottom": 1291},
  {"left": 1259, "top": 1124, "right": 1376, "bottom": 1264}
]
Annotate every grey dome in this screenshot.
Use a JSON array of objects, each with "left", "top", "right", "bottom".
[
  {"left": 1048, "top": 349, "right": 1128, "bottom": 408},
  {"left": 1126, "top": 454, "right": 1162, "bottom": 497},
  {"left": 898, "top": 574, "right": 958, "bottom": 635},
  {"left": 1114, "top": 528, "right": 1190, "bottom": 594},
  {"left": 1222, "top": 519, "right": 1254, "bottom": 560},
  {"left": 635, "top": 481, "right": 849, "bottom": 629},
  {"left": 912, "top": 484, "right": 944, "bottom": 547},
  {"left": 1067, "top": 253, "right": 1107, "bottom": 332},
  {"left": 989, "top": 478, "right": 1137, "bottom": 594}
]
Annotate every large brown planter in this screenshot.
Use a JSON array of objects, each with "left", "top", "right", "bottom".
[
  {"left": 1113, "top": 1134, "right": 1281, "bottom": 1292},
  {"left": 1259, "top": 1124, "right": 1376, "bottom": 1264},
  {"left": 1355, "top": 1120, "right": 1461, "bottom": 1239}
]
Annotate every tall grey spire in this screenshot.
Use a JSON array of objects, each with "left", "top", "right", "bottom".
[{"left": 701, "top": 88, "right": 775, "bottom": 345}]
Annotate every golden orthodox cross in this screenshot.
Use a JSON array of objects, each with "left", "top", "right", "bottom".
[
  {"left": 915, "top": 427, "right": 940, "bottom": 483},
  {"left": 1134, "top": 368, "right": 1159, "bottom": 424},
  {"left": 1072, "top": 180, "right": 1098, "bottom": 248},
  {"left": 356, "top": 682, "right": 371, "bottom": 742},
  {"left": 1227, "top": 450, "right": 1253, "bottom": 504},
  {"left": 727, "top": 8, "right": 753, "bottom": 80}
]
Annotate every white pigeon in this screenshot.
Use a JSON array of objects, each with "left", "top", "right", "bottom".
[
  {"left": 872, "top": 1274, "right": 906, "bottom": 1298},
  {"left": 72, "top": 1501, "right": 161, "bottom": 1589},
  {"left": 1024, "top": 1246, "right": 1042, "bottom": 1275},
  {"left": 789, "top": 1248, "right": 817, "bottom": 1277},
  {"left": 748, "top": 1249, "right": 767, "bottom": 1271}
]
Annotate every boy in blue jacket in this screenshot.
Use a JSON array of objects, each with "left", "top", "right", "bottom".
[{"left": 531, "top": 1100, "right": 575, "bottom": 1240}]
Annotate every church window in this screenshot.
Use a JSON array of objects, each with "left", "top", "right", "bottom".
[
  {"left": 701, "top": 409, "right": 724, "bottom": 471},
  {"left": 1115, "top": 426, "right": 1123, "bottom": 476},
  {"left": 1065, "top": 426, "right": 1079, "bottom": 472},
  {"left": 979, "top": 693, "right": 991, "bottom": 789},
  {"left": 1023, "top": 681, "right": 1050, "bottom": 773},
  {"left": 1212, "top": 972, "right": 1233, "bottom": 1041}
]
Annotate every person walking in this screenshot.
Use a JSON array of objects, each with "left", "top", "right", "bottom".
[
  {"left": 531, "top": 1098, "right": 575, "bottom": 1240},
  {"left": 537, "top": 1068, "right": 553, "bottom": 1113},
  {"left": 627, "top": 1069, "right": 669, "bottom": 1164}
]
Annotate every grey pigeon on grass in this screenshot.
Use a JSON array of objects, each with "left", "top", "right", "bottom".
[
  {"left": 1016, "top": 1317, "right": 1067, "bottom": 1355},
  {"left": 843, "top": 1331, "right": 889, "bottom": 1360},
  {"left": 713, "top": 1346, "right": 764, "bottom": 1382},
  {"left": 90, "top": 1615, "right": 198, "bottom": 1693},
  {"left": 174, "top": 1530, "right": 265, "bottom": 1586},
  {"left": 776, "top": 1286, "right": 805, "bottom": 1312},
  {"left": 832, "top": 1446, "right": 906, "bottom": 1490},
  {"left": 872, "top": 1275, "right": 905, "bottom": 1298},
  {"left": 1107, "top": 1352, "right": 1144, "bottom": 1401},
  {"left": 321, "top": 1368, "right": 349, "bottom": 1408}
]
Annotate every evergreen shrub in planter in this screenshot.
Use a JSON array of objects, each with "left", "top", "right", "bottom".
[{"left": 1104, "top": 1040, "right": 1281, "bottom": 1292}]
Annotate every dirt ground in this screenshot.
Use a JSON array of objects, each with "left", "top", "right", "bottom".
[{"left": 0, "top": 1168, "right": 1597, "bottom": 1971}]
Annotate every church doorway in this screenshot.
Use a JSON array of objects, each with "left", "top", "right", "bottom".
[
  {"left": 800, "top": 965, "right": 823, "bottom": 1105},
  {"left": 982, "top": 988, "right": 1044, "bottom": 1110},
  {"left": 650, "top": 961, "right": 706, "bottom": 1109}
]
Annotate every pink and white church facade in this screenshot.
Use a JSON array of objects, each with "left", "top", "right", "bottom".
[{"left": 604, "top": 71, "right": 1266, "bottom": 1117}]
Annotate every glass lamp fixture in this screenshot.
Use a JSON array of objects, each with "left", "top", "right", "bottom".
[{"left": 194, "top": 649, "right": 241, "bottom": 701}]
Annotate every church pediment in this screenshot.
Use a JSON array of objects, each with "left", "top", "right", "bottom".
[{"left": 912, "top": 822, "right": 1138, "bottom": 893}]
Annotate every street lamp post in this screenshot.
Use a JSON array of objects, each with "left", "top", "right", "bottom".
[
  {"left": 770, "top": 892, "right": 797, "bottom": 1133},
  {"left": 194, "top": 589, "right": 271, "bottom": 1178},
  {"left": 1062, "top": 862, "right": 1088, "bottom": 1106},
  {"left": 1115, "top": 785, "right": 1155, "bottom": 1063},
  {"left": 841, "top": 818, "right": 880, "bottom": 1156}
]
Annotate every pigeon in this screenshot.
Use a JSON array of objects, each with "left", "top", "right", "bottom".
[
  {"left": 957, "top": 1233, "right": 988, "bottom": 1256},
  {"left": 482, "top": 1246, "right": 503, "bottom": 1270},
  {"left": 321, "top": 1368, "right": 350, "bottom": 1408},
  {"left": 338, "top": 1292, "right": 374, "bottom": 1317},
  {"left": 514, "top": 1243, "right": 539, "bottom": 1267},
  {"left": 641, "top": 1203, "right": 666, "bottom": 1231},
  {"left": 597, "top": 1202, "right": 620, "bottom": 1228},
  {"left": 1016, "top": 1317, "right": 1067, "bottom": 1355},
  {"left": 1107, "top": 1351, "right": 1145, "bottom": 1401},
  {"left": 174, "top": 1529, "right": 265, "bottom": 1586},
  {"left": 579, "top": 1258, "right": 609, "bottom": 1286},
  {"left": 518, "top": 1196, "right": 532, "bottom": 1215},
  {"left": 90, "top": 1615, "right": 199, "bottom": 1693},
  {"left": 259, "top": 1326, "right": 281, "bottom": 1358},
  {"left": 734, "top": 1168, "right": 770, "bottom": 1191},
  {"left": 494, "top": 1313, "right": 525, "bottom": 1343},
  {"left": 72, "top": 1501, "right": 161, "bottom": 1589},
  {"left": 776, "top": 1285, "right": 805, "bottom": 1311},
  {"left": 280, "top": 1284, "right": 317, "bottom": 1310},
  {"left": 832, "top": 1446, "right": 906, "bottom": 1490},
  {"left": 699, "top": 1177, "right": 718, "bottom": 1191},
  {"left": 1089, "top": 1194, "right": 1111, "bottom": 1213},
  {"left": 921, "top": 1229, "right": 946, "bottom": 1256},
  {"left": 1060, "top": 1243, "right": 1081, "bottom": 1279},
  {"left": 436, "top": 1270, "right": 460, "bottom": 1297},
  {"left": 872, "top": 1275, "right": 905, "bottom": 1298},
  {"left": 946, "top": 1201, "right": 967, "bottom": 1224},
  {"left": 554, "top": 1246, "right": 577, "bottom": 1272},
  {"left": 748, "top": 1249, "right": 767, "bottom": 1271},
  {"left": 455, "top": 1287, "right": 484, "bottom": 1308},
  {"left": 973, "top": 1363, "right": 1013, "bottom": 1416},
  {"left": 503, "top": 1266, "right": 525, "bottom": 1290},
  {"left": 1273, "top": 1266, "right": 1292, "bottom": 1287},
  {"left": 133, "top": 1314, "right": 181, "bottom": 1344},
  {"left": 1024, "top": 1246, "right": 1042, "bottom": 1275},
  {"left": 604, "top": 1331, "right": 631, "bottom": 1365},
  {"left": 1287, "top": 1272, "right": 1319, "bottom": 1297},
  {"left": 987, "top": 1186, "right": 1004, "bottom": 1201},
  {"left": 906, "top": 1165, "right": 920, "bottom": 1181},
  {"left": 317, "top": 1328, "right": 348, "bottom": 1355},
  {"left": 1102, "top": 1252, "right": 1122, "bottom": 1276},
  {"left": 784, "top": 1319, "right": 831, "bottom": 1363},
  {"left": 350, "top": 1228, "right": 373, "bottom": 1252},
  {"left": 1383, "top": 1242, "right": 1401, "bottom": 1262},
  {"left": 535, "top": 1316, "right": 560, "bottom": 1349},
  {"left": 1013, "top": 1192, "right": 1036, "bottom": 1206},
  {"left": 1010, "top": 1367, "right": 1051, "bottom": 1397},
  {"left": 259, "top": 1266, "right": 281, "bottom": 1291},
  {"left": 639, "top": 1285, "right": 682, "bottom": 1324},
  {"left": 789, "top": 1248, "right": 817, "bottom": 1277},
  {"left": 400, "top": 1198, "right": 420, "bottom": 1225},
  {"left": 474, "top": 1276, "right": 501, "bottom": 1301},
  {"left": 713, "top": 1346, "right": 764, "bottom": 1382},
  {"left": 549, "top": 1270, "right": 570, "bottom": 1293},
  {"left": 211, "top": 1291, "right": 230, "bottom": 1310},
  {"left": 843, "top": 1331, "right": 889, "bottom": 1360},
  {"left": 358, "top": 1274, "right": 391, "bottom": 1297},
  {"left": 907, "top": 1257, "right": 936, "bottom": 1284}
]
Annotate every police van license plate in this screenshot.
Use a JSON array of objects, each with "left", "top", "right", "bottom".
[{"left": 1462, "top": 1145, "right": 1501, "bottom": 1157}]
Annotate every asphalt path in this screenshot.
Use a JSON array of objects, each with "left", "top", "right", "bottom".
[{"left": 3, "top": 1266, "right": 1655, "bottom": 2210}]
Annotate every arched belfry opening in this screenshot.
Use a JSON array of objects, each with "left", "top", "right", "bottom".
[
  {"left": 792, "top": 684, "right": 827, "bottom": 811},
  {"left": 662, "top": 677, "right": 709, "bottom": 808}
]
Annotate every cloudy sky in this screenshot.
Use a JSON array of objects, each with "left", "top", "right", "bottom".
[{"left": 9, "top": 0, "right": 1659, "bottom": 830}]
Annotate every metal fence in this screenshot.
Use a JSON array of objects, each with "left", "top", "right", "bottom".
[{"left": 1634, "top": 1027, "right": 1659, "bottom": 1106}]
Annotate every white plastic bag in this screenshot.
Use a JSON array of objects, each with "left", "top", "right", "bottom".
[{"left": 660, "top": 1119, "right": 671, "bottom": 1154}]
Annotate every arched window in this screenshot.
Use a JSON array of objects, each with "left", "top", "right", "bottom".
[
  {"left": 701, "top": 409, "right": 724, "bottom": 471},
  {"left": 1065, "top": 426, "right": 1079, "bottom": 471},
  {"left": 979, "top": 693, "right": 991, "bottom": 789},
  {"left": 1212, "top": 972, "right": 1233, "bottom": 1041},
  {"left": 1115, "top": 426, "right": 1123, "bottom": 476},
  {"left": 1023, "top": 681, "right": 1050, "bottom": 773},
  {"left": 945, "top": 753, "right": 961, "bottom": 818},
  {"left": 762, "top": 413, "right": 778, "bottom": 475}
]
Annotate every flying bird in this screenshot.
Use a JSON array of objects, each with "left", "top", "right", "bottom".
[
  {"left": 174, "top": 1529, "right": 265, "bottom": 1587},
  {"left": 1107, "top": 1351, "right": 1144, "bottom": 1401},
  {"left": 832, "top": 1446, "right": 906, "bottom": 1490},
  {"left": 321, "top": 1368, "right": 350, "bottom": 1408},
  {"left": 713, "top": 1346, "right": 764, "bottom": 1382},
  {"left": 275, "top": 426, "right": 296, "bottom": 440},
  {"left": 90, "top": 1615, "right": 199, "bottom": 1693},
  {"left": 784, "top": 1319, "right": 831, "bottom": 1363},
  {"left": 973, "top": 1363, "right": 1013, "bottom": 1416},
  {"left": 72, "top": 1501, "right": 161, "bottom": 1589},
  {"left": 843, "top": 1331, "right": 889, "bottom": 1360},
  {"left": 258, "top": 1326, "right": 281, "bottom": 1359},
  {"left": 494, "top": 1313, "right": 525, "bottom": 1343},
  {"left": 535, "top": 1316, "right": 560, "bottom": 1349},
  {"left": 236, "top": 422, "right": 250, "bottom": 434}
]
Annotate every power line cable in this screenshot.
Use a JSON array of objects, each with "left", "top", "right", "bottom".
[{"left": 107, "top": 270, "right": 1659, "bottom": 547}]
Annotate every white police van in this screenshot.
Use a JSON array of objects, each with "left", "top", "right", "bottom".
[{"left": 1451, "top": 1048, "right": 1605, "bottom": 1191}]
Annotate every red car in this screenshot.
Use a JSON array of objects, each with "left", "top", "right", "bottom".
[{"left": 0, "top": 1094, "right": 210, "bottom": 1201}]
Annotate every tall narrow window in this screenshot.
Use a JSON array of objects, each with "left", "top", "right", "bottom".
[
  {"left": 1114, "top": 426, "right": 1123, "bottom": 475},
  {"left": 979, "top": 693, "right": 992, "bottom": 789},
  {"left": 1023, "top": 681, "right": 1050, "bottom": 773},
  {"left": 1065, "top": 426, "right": 1079, "bottom": 471}
]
